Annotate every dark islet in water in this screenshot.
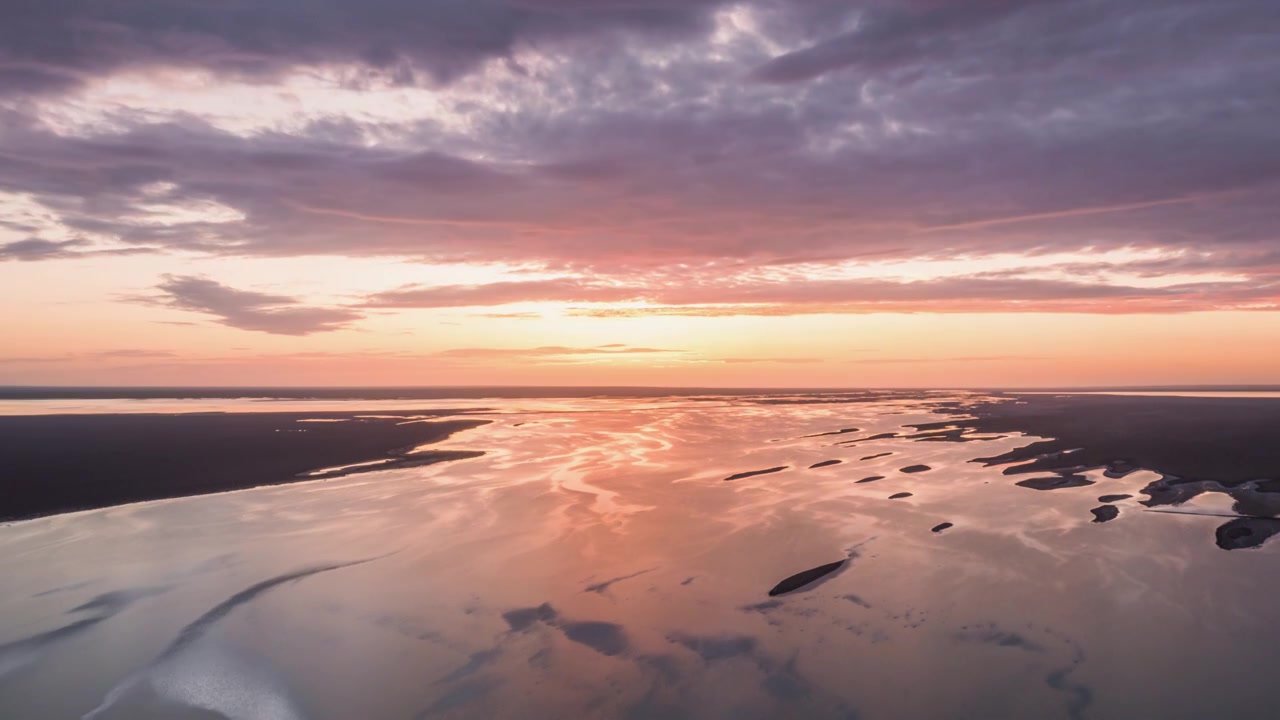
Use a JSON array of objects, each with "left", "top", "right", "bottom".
[
  {"left": 767, "top": 560, "right": 847, "bottom": 597},
  {"left": 1015, "top": 475, "right": 1094, "bottom": 491},
  {"left": 724, "top": 466, "right": 788, "bottom": 482},
  {"left": 1090, "top": 506, "right": 1119, "bottom": 523}
]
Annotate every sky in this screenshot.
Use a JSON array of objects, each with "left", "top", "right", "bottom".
[{"left": 1, "top": 0, "right": 1278, "bottom": 388}]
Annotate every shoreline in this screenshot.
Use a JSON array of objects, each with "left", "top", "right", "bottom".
[
  {"left": 952, "top": 393, "right": 1280, "bottom": 486},
  {"left": 0, "top": 410, "right": 489, "bottom": 523}
]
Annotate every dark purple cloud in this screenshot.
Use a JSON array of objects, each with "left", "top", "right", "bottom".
[
  {"left": 0, "top": 0, "right": 727, "bottom": 97},
  {"left": 147, "top": 276, "right": 364, "bottom": 335},
  {"left": 751, "top": 0, "right": 1028, "bottom": 84},
  {"left": 0, "top": 0, "right": 1275, "bottom": 313},
  {"left": 0, "top": 238, "right": 86, "bottom": 260},
  {"left": 0, "top": 237, "right": 156, "bottom": 261}
]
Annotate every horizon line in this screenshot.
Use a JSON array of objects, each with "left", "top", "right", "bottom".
[{"left": 3, "top": 384, "right": 1280, "bottom": 392}]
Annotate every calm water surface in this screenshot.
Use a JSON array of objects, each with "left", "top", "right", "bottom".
[{"left": 1, "top": 392, "right": 1276, "bottom": 719}]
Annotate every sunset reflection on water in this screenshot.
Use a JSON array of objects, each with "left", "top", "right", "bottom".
[{"left": 2, "top": 392, "right": 1279, "bottom": 719}]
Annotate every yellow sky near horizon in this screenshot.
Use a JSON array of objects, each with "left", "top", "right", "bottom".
[{"left": 4, "top": 251, "right": 1278, "bottom": 388}]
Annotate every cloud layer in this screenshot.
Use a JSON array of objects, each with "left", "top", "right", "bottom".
[{"left": 1, "top": 0, "right": 1277, "bottom": 321}]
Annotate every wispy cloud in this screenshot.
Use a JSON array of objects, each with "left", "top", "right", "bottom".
[
  {"left": 364, "top": 280, "right": 642, "bottom": 309},
  {"left": 352, "top": 272, "right": 1279, "bottom": 316},
  {"left": 0, "top": 238, "right": 85, "bottom": 260},
  {"left": 148, "top": 276, "right": 363, "bottom": 335},
  {"left": 0, "top": 238, "right": 157, "bottom": 262}
]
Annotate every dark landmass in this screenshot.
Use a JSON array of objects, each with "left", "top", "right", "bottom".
[
  {"left": 1216, "top": 518, "right": 1280, "bottom": 550},
  {"left": 903, "top": 423, "right": 976, "bottom": 443},
  {"left": 802, "top": 428, "right": 860, "bottom": 438},
  {"left": 1140, "top": 478, "right": 1221, "bottom": 507},
  {"left": 767, "top": 560, "right": 846, "bottom": 596},
  {"left": 1090, "top": 506, "right": 1119, "bottom": 523},
  {"left": 0, "top": 411, "right": 488, "bottom": 522},
  {"left": 931, "top": 522, "right": 953, "bottom": 533},
  {"left": 961, "top": 394, "right": 1280, "bottom": 486},
  {"left": 809, "top": 460, "right": 842, "bottom": 469},
  {"left": 861, "top": 452, "right": 892, "bottom": 461},
  {"left": 856, "top": 476, "right": 885, "bottom": 483},
  {"left": 1103, "top": 461, "right": 1138, "bottom": 478},
  {"left": 959, "top": 395, "right": 1280, "bottom": 523},
  {"left": 724, "top": 466, "right": 788, "bottom": 482},
  {"left": 1098, "top": 494, "right": 1132, "bottom": 503},
  {"left": 1015, "top": 475, "right": 1094, "bottom": 491},
  {"left": 899, "top": 464, "right": 932, "bottom": 473},
  {"left": 889, "top": 492, "right": 913, "bottom": 499},
  {"left": 836, "top": 432, "right": 899, "bottom": 446}
]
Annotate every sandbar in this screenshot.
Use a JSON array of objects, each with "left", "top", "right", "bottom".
[{"left": 0, "top": 410, "right": 487, "bottom": 522}]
